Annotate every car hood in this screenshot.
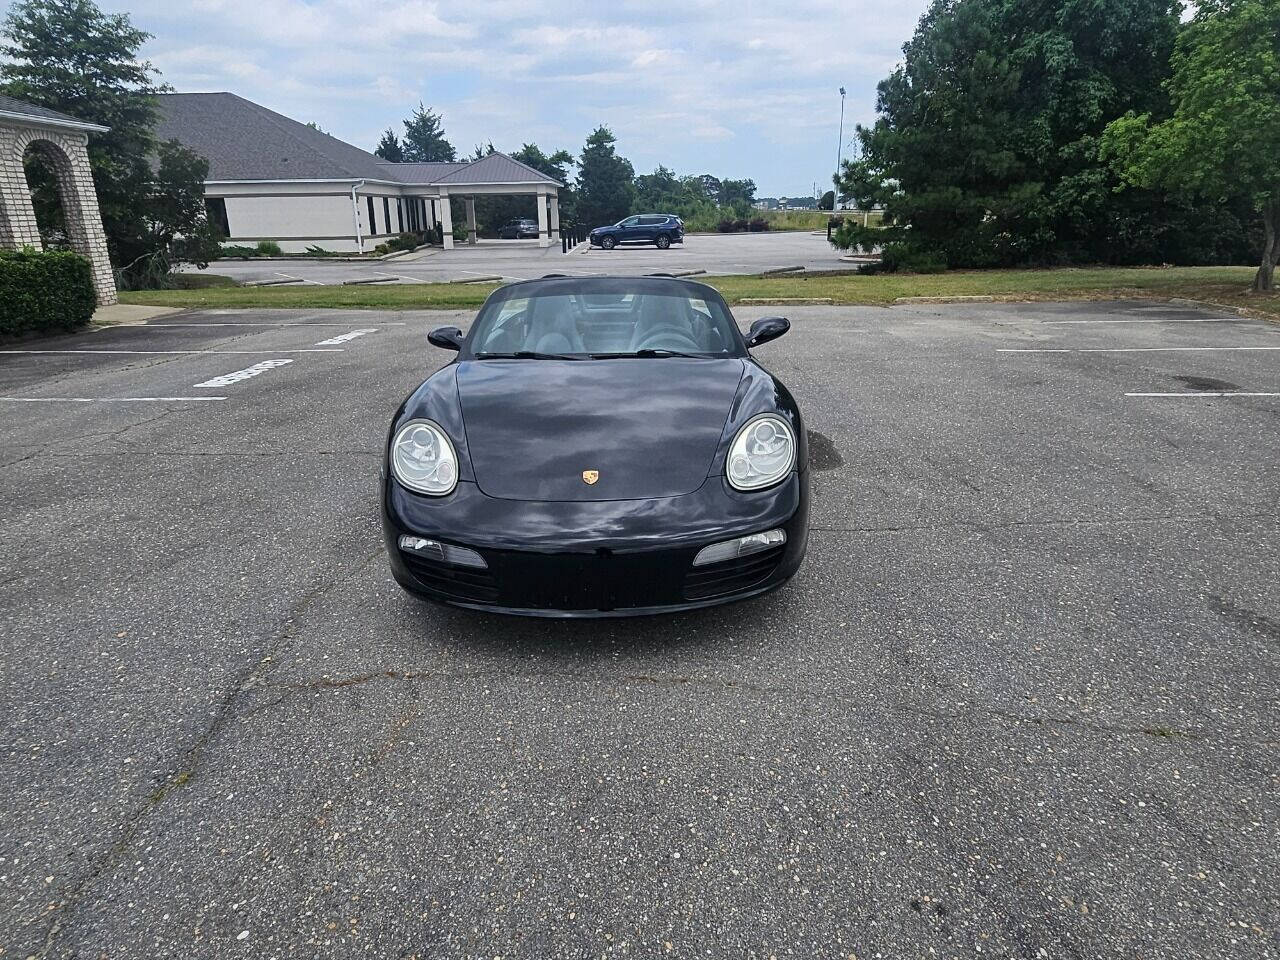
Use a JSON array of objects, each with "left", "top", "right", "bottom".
[{"left": 456, "top": 358, "right": 745, "bottom": 502}]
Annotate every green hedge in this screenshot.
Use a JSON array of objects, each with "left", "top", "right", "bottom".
[{"left": 0, "top": 249, "right": 96, "bottom": 337}]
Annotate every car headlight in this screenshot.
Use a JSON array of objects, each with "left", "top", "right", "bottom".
[
  {"left": 391, "top": 419, "right": 458, "bottom": 496},
  {"left": 726, "top": 414, "right": 795, "bottom": 491}
]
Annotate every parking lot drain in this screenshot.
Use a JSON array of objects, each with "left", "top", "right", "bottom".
[
  {"left": 807, "top": 430, "right": 843, "bottom": 471},
  {"left": 1174, "top": 374, "right": 1240, "bottom": 392}
]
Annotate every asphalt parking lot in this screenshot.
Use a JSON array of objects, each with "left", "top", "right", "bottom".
[
  {"left": 2, "top": 299, "right": 1278, "bottom": 958},
  {"left": 190, "top": 230, "right": 847, "bottom": 286}
]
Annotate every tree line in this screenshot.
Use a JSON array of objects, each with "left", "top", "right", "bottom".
[
  {"left": 834, "top": 0, "right": 1279, "bottom": 290},
  {"left": 375, "top": 113, "right": 762, "bottom": 235}
]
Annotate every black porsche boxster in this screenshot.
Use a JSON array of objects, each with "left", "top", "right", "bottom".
[{"left": 381, "top": 275, "right": 809, "bottom": 617}]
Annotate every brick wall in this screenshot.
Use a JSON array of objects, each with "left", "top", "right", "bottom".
[{"left": 0, "top": 119, "right": 118, "bottom": 306}]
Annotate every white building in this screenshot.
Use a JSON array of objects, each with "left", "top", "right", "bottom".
[{"left": 155, "top": 93, "right": 563, "bottom": 253}]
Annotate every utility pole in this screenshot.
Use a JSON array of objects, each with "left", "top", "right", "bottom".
[{"left": 834, "top": 86, "right": 846, "bottom": 210}]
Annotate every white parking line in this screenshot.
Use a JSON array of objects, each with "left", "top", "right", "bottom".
[
  {"left": 0, "top": 396, "right": 228, "bottom": 402},
  {"left": 195, "top": 358, "right": 294, "bottom": 388},
  {"left": 998, "top": 346, "right": 1280, "bottom": 353},
  {"left": 315, "top": 328, "right": 377, "bottom": 346},
  {"left": 144, "top": 322, "right": 408, "bottom": 327},
  {"left": 0, "top": 349, "right": 342, "bottom": 355},
  {"left": 1125, "top": 391, "right": 1280, "bottom": 398}
]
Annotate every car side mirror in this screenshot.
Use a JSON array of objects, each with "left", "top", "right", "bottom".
[
  {"left": 428, "top": 325, "right": 464, "bottom": 351},
  {"left": 745, "top": 316, "right": 789, "bottom": 348}
]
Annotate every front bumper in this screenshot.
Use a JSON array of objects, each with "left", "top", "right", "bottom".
[{"left": 382, "top": 473, "right": 809, "bottom": 617}]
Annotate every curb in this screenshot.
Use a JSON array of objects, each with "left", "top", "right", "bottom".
[
  {"left": 740, "top": 297, "right": 834, "bottom": 305},
  {"left": 894, "top": 295, "right": 995, "bottom": 304}
]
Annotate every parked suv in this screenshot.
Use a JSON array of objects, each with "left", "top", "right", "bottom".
[
  {"left": 498, "top": 218, "right": 540, "bottom": 239},
  {"left": 589, "top": 214, "right": 684, "bottom": 250}
]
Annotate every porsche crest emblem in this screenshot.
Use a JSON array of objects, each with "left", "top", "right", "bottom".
[{"left": 581, "top": 469, "right": 599, "bottom": 485}]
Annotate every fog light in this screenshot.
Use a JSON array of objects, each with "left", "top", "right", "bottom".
[
  {"left": 398, "top": 535, "right": 487, "bottom": 569},
  {"left": 692, "top": 528, "right": 786, "bottom": 567}
]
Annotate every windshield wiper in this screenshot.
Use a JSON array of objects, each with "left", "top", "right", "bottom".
[
  {"left": 590, "top": 349, "right": 702, "bottom": 359},
  {"left": 474, "top": 350, "right": 586, "bottom": 360}
]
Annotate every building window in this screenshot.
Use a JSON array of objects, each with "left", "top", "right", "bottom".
[
  {"left": 205, "top": 197, "right": 230, "bottom": 238},
  {"left": 397, "top": 199, "right": 404, "bottom": 233},
  {"left": 366, "top": 196, "right": 377, "bottom": 236},
  {"left": 383, "top": 198, "right": 391, "bottom": 236}
]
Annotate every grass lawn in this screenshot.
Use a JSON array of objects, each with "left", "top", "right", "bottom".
[{"left": 118, "top": 265, "right": 1278, "bottom": 320}]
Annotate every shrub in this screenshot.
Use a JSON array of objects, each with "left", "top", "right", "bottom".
[
  {"left": 387, "top": 232, "right": 420, "bottom": 252},
  {"left": 734, "top": 218, "right": 749, "bottom": 232},
  {"left": 254, "top": 240, "right": 282, "bottom": 256},
  {"left": 302, "top": 245, "right": 334, "bottom": 257},
  {"left": 748, "top": 217, "right": 769, "bottom": 232},
  {"left": 453, "top": 224, "right": 470, "bottom": 242},
  {"left": 0, "top": 249, "right": 96, "bottom": 337},
  {"left": 373, "top": 242, "right": 390, "bottom": 255},
  {"left": 717, "top": 219, "right": 737, "bottom": 233},
  {"left": 215, "top": 244, "right": 257, "bottom": 259}
]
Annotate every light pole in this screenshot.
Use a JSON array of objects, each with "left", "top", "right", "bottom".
[{"left": 834, "top": 86, "right": 846, "bottom": 211}]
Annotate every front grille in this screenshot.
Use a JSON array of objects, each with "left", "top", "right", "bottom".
[
  {"left": 683, "top": 545, "right": 785, "bottom": 600},
  {"left": 486, "top": 550, "right": 679, "bottom": 611},
  {"left": 401, "top": 551, "right": 499, "bottom": 603}
]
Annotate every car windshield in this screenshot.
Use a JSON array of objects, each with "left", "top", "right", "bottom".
[{"left": 467, "top": 278, "right": 744, "bottom": 358}]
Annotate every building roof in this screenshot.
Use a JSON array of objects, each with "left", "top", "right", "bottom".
[
  {"left": 376, "top": 161, "right": 470, "bottom": 183},
  {"left": 431, "top": 151, "right": 562, "bottom": 187},
  {"left": 156, "top": 93, "right": 394, "bottom": 182},
  {"left": 0, "top": 94, "right": 109, "bottom": 132},
  {"left": 156, "top": 92, "right": 562, "bottom": 188}
]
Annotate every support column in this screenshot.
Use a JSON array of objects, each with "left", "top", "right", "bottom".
[
  {"left": 536, "top": 189, "right": 550, "bottom": 248},
  {"left": 0, "top": 127, "right": 43, "bottom": 249},
  {"left": 549, "top": 193, "right": 560, "bottom": 241},
  {"left": 439, "top": 190, "right": 454, "bottom": 250},
  {"left": 465, "top": 196, "right": 477, "bottom": 245}
]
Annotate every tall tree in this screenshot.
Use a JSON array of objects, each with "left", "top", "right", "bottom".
[
  {"left": 575, "top": 126, "right": 634, "bottom": 228},
  {"left": 0, "top": 0, "right": 214, "bottom": 286},
  {"left": 2, "top": 0, "right": 159, "bottom": 261},
  {"left": 832, "top": 0, "right": 1205, "bottom": 270},
  {"left": 511, "top": 143, "right": 574, "bottom": 185},
  {"left": 717, "top": 178, "right": 757, "bottom": 211},
  {"left": 401, "top": 103, "right": 455, "bottom": 162},
  {"left": 1102, "top": 0, "right": 1280, "bottom": 290},
  {"left": 374, "top": 128, "right": 403, "bottom": 162},
  {"left": 634, "top": 165, "right": 682, "bottom": 211}
]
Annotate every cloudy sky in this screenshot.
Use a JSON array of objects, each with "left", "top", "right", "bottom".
[{"left": 96, "top": 0, "right": 929, "bottom": 197}]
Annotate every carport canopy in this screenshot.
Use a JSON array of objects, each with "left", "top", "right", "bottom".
[{"left": 382, "top": 152, "right": 563, "bottom": 250}]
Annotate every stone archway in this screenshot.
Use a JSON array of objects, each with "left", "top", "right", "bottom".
[{"left": 0, "top": 107, "right": 117, "bottom": 305}]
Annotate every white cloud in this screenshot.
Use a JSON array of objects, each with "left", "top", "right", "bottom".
[{"left": 102, "top": 0, "right": 927, "bottom": 195}]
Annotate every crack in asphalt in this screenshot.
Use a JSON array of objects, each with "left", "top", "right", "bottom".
[
  {"left": 253, "top": 664, "right": 1219, "bottom": 747},
  {"left": 31, "top": 544, "right": 386, "bottom": 958}
]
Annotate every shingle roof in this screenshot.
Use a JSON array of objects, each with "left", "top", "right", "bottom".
[
  {"left": 433, "top": 152, "right": 562, "bottom": 187},
  {"left": 0, "top": 94, "right": 108, "bottom": 131},
  {"left": 377, "top": 161, "right": 470, "bottom": 184},
  {"left": 155, "top": 92, "right": 397, "bottom": 182},
  {"left": 156, "top": 93, "right": 562, "bottom": 187}
]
